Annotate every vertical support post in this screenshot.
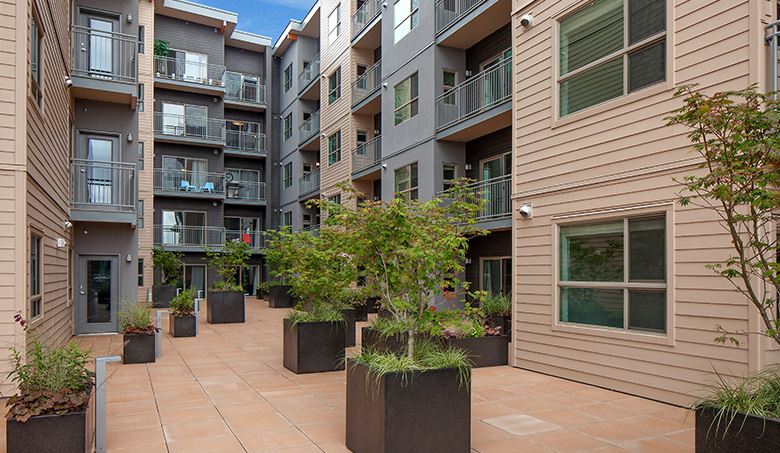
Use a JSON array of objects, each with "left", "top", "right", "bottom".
[
  {"left": 95, "top": 355, "right": 121, "bottom": 453},
  {"left": 156, "top": 310, "right": 166, "bottom": 358}
]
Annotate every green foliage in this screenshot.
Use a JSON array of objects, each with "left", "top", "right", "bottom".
[
  {"left": 153, "top": 39, "right": 169, "bottom": 57},
  {"left": 666, "top": 85, "right": 780, "bottom": 346},
  {"left": 369, "top": 317, "right": 409, "bottom": 338},
  {"left": 206, "top": 240, "right": 251, "bottom": 291},
  {"left": 479, "top": 291, "right": 512, "bottom": 317},
  {"left": 152, "top": 248, "right": 183, "bottom": 286},
  {"left": 118, "top": 301, "right": 156, "bottom": 334},
  {"left": 169, "top": 288, "right": 195, "bottom": 317},
  {"left": 285, "top": 303, "right": 346, "bottom": 325},
  {"left": 427, "top": 303, "right": 487, "bottom": 339}
]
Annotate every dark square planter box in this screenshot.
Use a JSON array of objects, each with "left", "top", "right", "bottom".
[
  {"left": 366, "top": 297, "right": 380, "bottom": 314},
  {"left": 444, "top": 335, "right": 509, "bottom": 368},
  {"left": 695, "top": 405, "right": 780, "bottom": 452},
  {"left": 170, "top": 314, "right": 196, "bottom": 337},
  {"left": 346, "top": 359, "right": 471, "bottom": 453},
  {"left": 268, "top": 285, "right": 294, "bottom": 308},
  {"left": 283, "top": 319, "right": 346, "bottom": 374},
  {"left": 354, "top": 304, "right": 369, "bottom": 322},
  {"left": 123, "top": 333, "right": 155, "bottom": 364},
  {"left": 6, "top": 389, "right": 95, "bottom": 453},
  {"left": 152, "top": 285, "right": 177, "bottom": 308},
  {"left": 486, "top": 314, "right": 512, "bottom": 339},
  {"left": 361, "top": 327, "right": 435, "bottom": 355},
  {"left": 342, "top": 308, "right": 356, "bottom": 347},
  {"left": 207, "top": 291, "right": 245, "bottom": 324}
]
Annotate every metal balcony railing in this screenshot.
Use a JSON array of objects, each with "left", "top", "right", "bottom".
[
  {"left": 299, "top": 168, "right": 320, "bottom": 198},
  {"left": 298, "top": 53, "right": 320, "bottom": 92},
  {"left": 352, "top": 0, "right": 382, "bottom": 39},
  {"left": 352, "top": 60, "right": 381, "bottom": 107},
  {"left": 153, "top": 169, "right": 226, "bottom": 195},
  {"left": 153, "top": 225, "right": 226, "bottom": 248},
  {"left": 766, "top": 20, "right": 780, "bottom": 96},
  {"left": 226, "top": 180, "right": 267, "bottom": 202},
  {"left": 70, "top": 159, "right": 137, "bottom": 212},
  {"left": 435, "top": 56, "right": 511, "bottom": 131},
  {"left": 464, "top": 174, "right": 511, "bottom": 221},
  {"left": 226, "top": 230, "right": 266, "bottom": 249},
  {"left": 153, "top": 55, "right": 225, "bottom": 87},
  {"left": 154, "top": 112, "right": 226, "bottom": 142},
  {"left": 226, "top": 128, "right": 267, "bottom": 154},
  {"left": 71, "top": 25, "right": 137, "bottom": 83},
  {"left": 225, "top": 72, "right": 266, "bottom": 104},
  {"left": 298, "top": 110, "right": 321, "bottom": 145},
  {"left": 351, "top": 136, "right": 381, "bottom": 174},
  {"left": 301, "top": 224, "right": 320, "bottom": 237},
  {"left": 434, "top": 0, "right": 489, "bottom": 36}
]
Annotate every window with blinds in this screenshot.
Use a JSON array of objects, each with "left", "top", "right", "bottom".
[{"left": 558, "top": 0, "right": 665, "bottom": 117}]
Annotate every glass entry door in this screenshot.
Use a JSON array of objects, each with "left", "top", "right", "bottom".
[
  {"left": 75, "top": 255, "right": 119, "bottom": 334},
  {"left": 80, "top": 13, "right": 120, "bottom": 79},
  {"left": 83, "top": 135, "right": 118, "bottom": 206},
  {"left": 481, "top": 257, "right": 511, "bottom": 295}
]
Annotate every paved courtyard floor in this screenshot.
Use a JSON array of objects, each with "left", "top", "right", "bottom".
[{"left": 64, "top": 299, "right": 693, "bottom": 452}]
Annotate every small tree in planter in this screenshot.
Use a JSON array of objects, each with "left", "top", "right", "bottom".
[
  {"left": 205, "top": 239, "right": 251, "bottom": 324},
  {"left": 119, "top": 301, "right": 158, "bottom": 364},
  {"left": 151, "top": 247, "right": 183, "bottom": 308},
  {"left": 169, "top": 288, "right": 196, "bottom": 338}
]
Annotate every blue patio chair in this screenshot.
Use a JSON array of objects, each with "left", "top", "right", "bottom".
[
  {"left": 179, "top": 180, "right": 196, "bottom": 191},
  {"left": 200, "top": 182, "right": 215, "bottom": 193}
]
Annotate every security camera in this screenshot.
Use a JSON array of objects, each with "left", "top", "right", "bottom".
[
  {"left": 64, "top": 221, "right": 73, "bottom": 230},
  {"left": 65, "top": 77, "right": 73, "bottom": 88},
  {"left": 518, "top": 204, "right": 532, "bottom": 219},
  {"left": 520, "top": 14, "right": 533, "bottom": 28}
]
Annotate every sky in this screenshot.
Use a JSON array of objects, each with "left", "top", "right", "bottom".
[{"left": 195, "top": 0, "right": 315, "bottom": 44}]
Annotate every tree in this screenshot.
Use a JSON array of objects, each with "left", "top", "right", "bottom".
[
  {"left": 206, "top": 240, "right": 251, "bottom": 291},
  {"left": 666, "top": 85, "right": 780, "bottom": 346},
  {"left": 151, "top": 247, "right": 183, "bottom": 286}
]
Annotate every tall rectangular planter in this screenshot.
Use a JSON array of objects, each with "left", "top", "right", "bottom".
[
  {"left": 361, "top": 326, "right": 407, "bottom": 354},
  {"left": 283, "top": 319, "right": 346, "bottom": 374},
  {"left": 152, "top": 285, "right": 177, "bottom": 308},
  {"left": 486, "top": 314, "right": 512, "bottom": 339},
  {"left": 268, "top": 285, "right": 294, "bottom": 308},
  {"left": 354, "top": 304, "right": 369, "bottom": 322},
  {"left": 170, "top": 314, "right": 196, "bottom": 337},
  {"left": 346, "top": 359, "right": 470, "bottom": 453},
  {"left": 123, "top": 333, "right": 155, "bottom": 364},
  {"left": 342, "top": 308, "right": 356, "bottom": 347},
  {"left": 695, "top": 405, "right": 780, "bottom": 452},
  {"left": 207, "top": 291, "right": 245, "bottom": 324},
  {"left": 444, "top": 335, "right": 510, "bottom": 368}
]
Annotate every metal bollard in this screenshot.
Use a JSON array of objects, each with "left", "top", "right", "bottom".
[
  {"left": 155, "top": 310, "right": 167, "bottom": 358},
  {"left": 95, "top": 355, "right": 121, "bottom": 453}
]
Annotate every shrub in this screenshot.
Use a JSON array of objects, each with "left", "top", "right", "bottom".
[
  {"left": 206, "top": 240, "right": 250, "bottom": 291},
  {"left": 480, "top": 291, "right": 511, "bottom": 317},
  {"left": 118, "top": 301, "right": 156, "bottom": 334},
  {"left": 152, "top": 248, "right": 183, "bottom": 286},
  {"left": 169, "top": 288, "right": 196, "bottom": 317}
]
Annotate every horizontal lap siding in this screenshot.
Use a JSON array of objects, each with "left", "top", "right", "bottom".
[{"left": 512, "top": 0, "right": 755, "bottom": 405}]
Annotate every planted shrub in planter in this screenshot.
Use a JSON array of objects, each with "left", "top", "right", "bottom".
[
  {"left": 119, "top": 301, "right": 158, "bottom": 364},
  {"left": 428, "top": 303, "right": 509, "bottom": 368},
  {"left": 169, "top": 288, "right": 196, "bottom": 338},
  {"left": 151, "top": 247, "right": 183, "bottom": 308},
  {"left": 206, "top": 240, "right": 250, "bottom": 324},
  {"left": 283, "top": 305, "right": 346, "bottom": 374},
  {"left": 480, "top": 291, "right": 512, "bottom": 339},
  {"left": 5, "top": 313, "right": 95, "bottom": 453}
]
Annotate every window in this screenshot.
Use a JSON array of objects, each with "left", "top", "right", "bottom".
[
  {"left": 283, "top": 113, "right": 292, "bottom": 140},
  {"left": 137, "top": 83, "right": 144, "bottom": 111},
  {"left": 328, "top": 4, "right": 341, "bottom": 44},
  {"left": 328, "top": 68, "right": 341, "bottom": 104},
  {"left": 30, "top": 14, "right": 43, "bottom": 104},
  {"left": 394, "top": 0, "right": 419, "bottom": 43},
  {"left": 394, "top": 73, "right": 419, "bottom": 125},
  {"left": 328, "top": 131, "right": 341, "bottom": 165},
  {"left": 558, "top": 216, "right": 666, "bottom": 333},
  {"left": 225, "top": 168, "right": 261, "bottom": 200},
  {"left": 138, "top": 259, "right": 144, "bottom": 286},
  {"left": 161, "top": 103, "right": 208, "bottom": 137},
  {"left": 68, "top": 249, "right": 73, "bottom": 301},
  {"left": 283, "top": 211, "right": 292, "bottom": 227},
  {"left": 442, "top": 69, "right": 457, "bottom": 106},
  {"left": 225, "top": 217, "right": 261, "bottom": 248},
  {"left": 328, "top": 194, "right": 341, "bottom": 205},
  {"left": 482, "top": 257, "right": 511, "bottom": 295},
  {"left": 558, "top": 0, "right": 666, "bottom": 116},
  {"left": 284, "top": 63, "right": 293, "bottom": 92},
  {"left": 138, "top": 142, "right": 144, "bottom": 170},
  {"left": 138, "top": 200, "right": 144, "bottom": 228},
  {"left": 303, "top": 213, "right": 312, "bottom": 229},
  {"left": 394, "top": 162, "right": 418, "bottom": 200},
  {"left": 303, "top": 162, "right": 312, "bottom": 174},
  {"left": 443, "top": 163, "right": 457, "bottom": 191},
  {"left": 161, "top": 156, "right": 208, "bottom": 191},
  {"left": 283, "top": 162, "right": 292, "bottom": 188},
  {"left": 357, "top": 130, "right": 368, "bottom": 146},
  {"left": 139, "top": 25, "right": 145, "bottom": 53},
  {"left": 180, "top": 265, "right": 206, "bottom": 296},
  {"left": 30, "top": 234, "right": 42, "bottom": 319}
]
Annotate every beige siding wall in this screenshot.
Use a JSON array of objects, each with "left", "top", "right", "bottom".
[
  {"left": 511, "top": 0, "right": 772, "bottom": 405},
  {"left": 137, "top": 0, "right": 154, "bottom": 302}
]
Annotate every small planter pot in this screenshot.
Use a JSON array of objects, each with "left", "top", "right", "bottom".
[
  {"left": 207, "top": 290, "right": 245, "bottom": 324},
  {"left": 6, "top": 389, "right": 95, "bottom": 453},
  {"left": 353, "top": 304, "right": 369, "bottom": 322},
  {"left": 486, "top": 314, "right": 512, "bottom": 339},
  {"left": 283, "top": 319, "right": 346, "bottom": 374},
  {"left": 170, "top": 314, "right": 196, "bottom": 338},
  {"left": 346, "top": 359, "right": 470, "bottom": 453},
  {"left": 152, "top": 285, "right": 177, "bottom": 308},
  {"left": 341, "top": 308, "right": 356, "bottom": 347},
  {"left": 695, "top": 405, "right": 780, "bottom": 452},
  {"left": 268, "top": 285, "right": 294, "bottom": 308},
  {"left": 123, "top": 333, "right": 155, "bottom": 364},
  {"left": 443, "top": 335, "right": 510, "bottom": 368}
]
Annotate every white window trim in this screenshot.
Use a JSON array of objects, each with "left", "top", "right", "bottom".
[{"left": 328, "top": 4, "right": 341, "bottom": 44}]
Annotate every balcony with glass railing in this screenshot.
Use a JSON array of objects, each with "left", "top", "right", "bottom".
[
  {"left": 226, "top": 230, "right": 266, "bottom": 250},
  {"left": 225, "top": 181, "right": 267, "bottom": 203},
  {"left": 154, "top": 112, "right": 226, "bottom": 146},
  {"left": 351, "top": 136, "right": 381, "bottom": 175},
  {"left": 298, "top": 168, "right": 320, "bottom": 200},
  {"left": 225, "top": 126, "right": 267, "bottom": 156},
  {"left": 298, "top": 110, "right": 320, "bottom": 148},
  {"left": 70, "top": 25, "right": 137, "bottom": 103},
  {"left": 298, "top": 53, "right": 320, "bottom": 97},
  {"left": 152, "top": 168, "right": 226, "bottom": 198},
  {"left": 352, "top": 60, "right": 381, "bottom": 110},
  {"left": 70, "top": 159, "right": 137, "bottom": 223},
  {"left": 153, "top": 225, "right": 226, "bottom": 248},
  {"left": 224, "top": 72, "right": 266, "bottom": 108},
  {"left": 352, "top": 0, "right": 382, "bottom": 41},
  {"left": 153, "top": 55, "right": 226, "bottom": 94}
]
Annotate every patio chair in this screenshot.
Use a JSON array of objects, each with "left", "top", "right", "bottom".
[
  {"left": 179, "top": 180, "right": 196, "bottom": 191},
  {"left": 200, "top": 182, "right": 215, "bottom": 193}
]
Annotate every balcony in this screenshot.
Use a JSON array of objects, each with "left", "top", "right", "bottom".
[
  {"left": 434, "top": 0, "right": 511, "bottom": 49},
  {"left": 298, "top": 110, "right": 320, "bottom": 150},
  {"left": 153, "top": 169, "right": 226, "bottom": 199},
  {"left": 153, "top": 55, "right": 226, "bottom": 96},
  {"left": 225, "top": 127, "right": 267, "bottom": 158},
  {"left": 298, "top": 53, "right": 320, "bottom": 100},
  {"left": 70, "top": 25, "right": 138, "bottom": 105},
  {"left": 224, "top": 72, "right": 266, "bottom": 111},
  {"left": 351, "top": 136, "right": 381, "bottom": 177},
  {"left": 300, "top": 224, "right": 320, "bottom": 237},
  {"left": 226, "top": 230, "right": 266, "bottom": 250},
  {"left": 351, "top": 0, "right": 382, "bottom": 48},
  {"left": 298, "top": 168, "right": 320, "bottom": 201},
  {"left": 153, "top": 225, "right": 226, "bottom": 249},
  {"left": 154, "top": 112, "right": 226, "bottom": 147},
  {"left": 70, "top": 159, "right": 137, "bottom": 224},
  {"left": 225, "top": 180, "right": 267, "bottom": 205},
  {"left": 351, "top": 60, "right": 381, "bottom": 114},
  {"left": 435, "top": 56, "right": 512, "bottom": 141},
  {"left": 464, "top": 174, "right": 511, "bottom": 228}
]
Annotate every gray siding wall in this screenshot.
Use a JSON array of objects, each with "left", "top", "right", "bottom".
[
  {"left": 465, "top": 128, "right": 511, "bottom": 180},
  {"left": 154, "top": 89, "right": 224, "bottom": 121},
  {"left": 155, "top": 15, "right": 224, "bottom": 65},
  {"left": 74, "top": 99, "right": 139, "bottom": 164},
  {"left": 154, "top": 142, "right": 223, "bottom": 174},
  {"left": 279, "top": 41, "right": 300, "bottom": 113},
  {"left": 269, "top": 55, "right": 282, "bottom": 231},
  {"left": 73, "top": 0, "right": 138, "bottom": 35},
  {"left": 225, "top": 46, "right": 264, "bottom": 80}
]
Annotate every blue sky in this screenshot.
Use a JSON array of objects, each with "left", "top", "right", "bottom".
[{"left": 196, "top": 0, "right": 314, "bottom": 43}]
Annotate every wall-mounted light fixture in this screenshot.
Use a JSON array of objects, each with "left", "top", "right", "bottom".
[
  {"left": 126, "top": 13, "right": 133, "bottom": 23},
  {"left": 125, "top": 254, "right": 132, "bottom": 262},
  {"left": 126, "top": 133, "right": 133, "bottom": 142}
]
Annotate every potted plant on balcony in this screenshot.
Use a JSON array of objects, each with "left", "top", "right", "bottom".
[
  {"left": 169, "top": 288, "right": 197, "bottom": 337},
  {"left": 313, "top": 181, "right": 484, "bottom": 453},
  {"left": 119, "top": 301, "right": 158, "bottom": 364},
  {"left": 5, "top": 313, "right": 95, "bottom": 453},
  {"left": 206, "top": 239, "right": 251, "bottom": 324},
  {"left": 152, "top": 247, "right": 183, "bottom": 308}
]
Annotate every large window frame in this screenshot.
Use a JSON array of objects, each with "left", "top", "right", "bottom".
[
  {"left": 394, "top": 162, "right": 418, "bottom": 200},
  {"left": 394, "top": 73, "right": 418, "bottom": 126},
  {"left": 283, "top": 162, "right": 292, "bottom": 188},
  {"left": 328, "top": 68, "right": 341, "bottom": 104},
  {"left": 328, "top": 131, "right": 342, "bottom": 165},
  {"left": 284, "top": 63, "right": 293, "bottom": 93},
  {"left": 394, "top": 0, "right": 419, "bottom": 43},
  {"left": 30, "top": 10, "right": 43, "bottom": 105},
  {"left": 283, "top": 113, "right": 292, "bottom": 141},
  {"left": 30, "top": 232, "right": 42, "bottom": 320},
  {"left": 328, "top": 4, "right": 341, "bottom": 45}
]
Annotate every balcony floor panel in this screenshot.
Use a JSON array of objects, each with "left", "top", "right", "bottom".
[
  {"left": 71, "top": 77, "right": 137, "bottom": 107},
  {"left": 153, "top": 189, "right": 226, "bottom": 200},
  {"left": 436, "top": 101, "right": 511, "bottom": 142},
  {"left": 298, "top": 79, "right": 320, "bottom": 100},
  {"left": 223, "top": 149, "right": 267, "bottom": 159},
  {"left": 223, "top": 199, "right": 267, "bottom": 206},
  {"left": 154, "top": 77, "right": 227, "bottom": 96},
  {"left": 154, "top": 134, "right": 225, "bottom": 148},
  {"left": 224, "top": 99, "right": 267, "bottom": 112},
  {"left": 436, "top": 0, "right": 511, "bottom": 49},
  {"left": 351, "top": 89, "right": 381, "bottom": 115},
  {"left": 352, "top": 13, "right": 381, "bottom": 49},
  {"left": 70, "top": 208, "right": 137, "bottom": 225}
]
